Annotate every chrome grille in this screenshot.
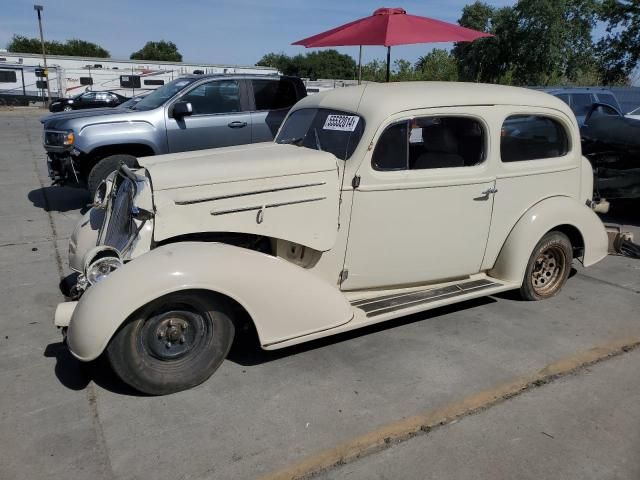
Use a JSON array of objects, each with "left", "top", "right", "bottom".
[{"left": 103, "top": 177, "right": 135, "bottom": 252}]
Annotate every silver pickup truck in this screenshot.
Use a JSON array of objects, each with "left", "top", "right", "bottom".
[{"left": 42, "top": 74, "right": 306, "bottom": 195}]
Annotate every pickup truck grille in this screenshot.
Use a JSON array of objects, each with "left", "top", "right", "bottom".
[{"left": 103, "top": 177, "right": 136, "bottom": 252}]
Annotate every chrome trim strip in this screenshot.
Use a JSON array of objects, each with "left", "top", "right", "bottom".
[
  {"left": 210, "top": 197, "right": 326, "bottom": 216},
  {"left": 351, "top": 279, "right": 498, "bottom": 317},
  {"left": 176, "top": 182, "right": 326, "bottom": 205},
  {"left": 351, "top": 279, "right": 495, "bottom": 308}
]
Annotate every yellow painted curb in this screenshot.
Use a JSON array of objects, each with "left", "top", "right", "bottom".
[{"left": 260, "top": 337, "right": 640, "bottom": 480}]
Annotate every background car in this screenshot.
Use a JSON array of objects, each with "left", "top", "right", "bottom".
[
  {"left": 537, "top": 87, "right": 622, "bottom": 125},
  {"left": 49, "top": 90, "right": 129, "bottom": 112},
  {"left": 42, "top": 74, "right": 307, "bottom": 194},
  {"left": 625, "top": 106, "right": 640, "bottom": 120}
]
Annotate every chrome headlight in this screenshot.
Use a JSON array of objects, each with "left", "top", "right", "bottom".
[{"left": 83, "top": 246, "right": 122, "bottom": 285}]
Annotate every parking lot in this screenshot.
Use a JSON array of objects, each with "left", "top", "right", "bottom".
[{"left": 1, "top": 107, "right": 640, "bottom": 479}]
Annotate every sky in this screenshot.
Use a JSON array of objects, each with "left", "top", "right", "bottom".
[{"left": 0, "top": 0, "right": 518, "bottom": 66}]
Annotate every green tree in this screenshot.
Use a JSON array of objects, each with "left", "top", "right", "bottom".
[
  {"left": 596, "top": 0, "right": 639, "bottom": 85},
  {"left": 256, "top": 52, "right": 294, "bottom": 74},
  {"left": 257, "top": 50, "right": 355, "bottom": 80},
  {"left": 7, "top": 34, "right": 109, "bottom": 57},
  {"left": 452, "top": 2, "right": 516, "bottom": 83},
  {"left": 415, "top": 49, "right": 458, "bottom": 81},
  {"left": 360, "top": 59, "right": 387, "bottom": 82},
  {"left": 454, "top": 0, "right": 599, "bottom": 86},
  {"left": 130, "top": 40, "right": 182, "bottom": 62}
]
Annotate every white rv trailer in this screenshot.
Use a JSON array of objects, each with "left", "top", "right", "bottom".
[{"left": 0, "top": 51, "right": 277, "bottom": 104}]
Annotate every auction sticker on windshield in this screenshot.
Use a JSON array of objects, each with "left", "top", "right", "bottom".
[{"left": 323, "top": 114, "right": 360, "bottom": 132}]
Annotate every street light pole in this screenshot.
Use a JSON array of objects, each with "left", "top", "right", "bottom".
[{"left": 33, "top": 4, "right": 51, "bottom": 107}]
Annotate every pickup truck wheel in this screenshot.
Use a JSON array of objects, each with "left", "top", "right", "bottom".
[
  {"left": 106, "top": 292, "right": 235, "bottom": 395},
  {"left": 519, "top": 232, "right": 572, "bottom": 301},
  {"left": 87, "top": 154, "right": 138, "bottom": 197}
]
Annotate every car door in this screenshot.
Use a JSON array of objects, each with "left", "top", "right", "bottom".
[
  {"left": 165, "top": 79, "right": 251, "bottom": 153},
  {"left": 249, "top": 78, "right": 299, "bottom": 142},
  {"left": 77, "top": 91, "right": 97, "bottom": 109},
  {"left": 342, "top": 108, "right": 496, "bottom": 290}
]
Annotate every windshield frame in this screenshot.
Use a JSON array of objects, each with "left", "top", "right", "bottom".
[
  {"left": 276, "top": 107, "right": 365, "bottom": 161},
  {"left": 130, "top": 77, "right": 199, "bottom": 111}
]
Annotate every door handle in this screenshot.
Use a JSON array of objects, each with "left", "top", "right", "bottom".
[
  {"left": 228, "top": 121, "right": 248, "bottom": 128},
  {"left": 481, "top": 187, "right": 498, "bottom": 195}
]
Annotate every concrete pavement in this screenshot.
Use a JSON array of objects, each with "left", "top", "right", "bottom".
[
  {"left": 317, "top": 347, "right": 640, "bottom": 480},
  {"left": 0, "top": 109, "right": 639, "bottom": 480}
]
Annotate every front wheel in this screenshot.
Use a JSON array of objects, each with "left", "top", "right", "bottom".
[
  {"left": 106, "top": 292, "right": 235, "bottom": 395},
  {"left": 63, "top": 105, "right": 73, "bottom": 112},
  {"left": 87, "top": 154, "right": 138, "bottom": 197},
  {"left": 519, "top": 231, "right": 572, "bottom": 301}
]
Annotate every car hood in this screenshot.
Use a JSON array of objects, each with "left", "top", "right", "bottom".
[
  {"left": 141, "top": 143, "right": 341, "bottom": 251},
  {"left": 41, "top": 107, "right": 136, "bottom": 127},
  {"left": 140, "top": 142, "right": 339, "bottom": 191}
]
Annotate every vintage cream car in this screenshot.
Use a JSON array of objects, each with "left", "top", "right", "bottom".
[{"left": 55, "top": 82, "right": 608, "bottom": 395}]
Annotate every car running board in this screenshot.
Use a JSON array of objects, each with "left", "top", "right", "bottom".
[{"left": 350, "top": 278, "right": 502, "bottom": 318}]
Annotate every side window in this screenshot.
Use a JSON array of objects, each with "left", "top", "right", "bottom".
[
  {"left": 501, "top": 115, "right": 569, "bottom": 162},
  {"left": 555, "top": 93, "right": 570, "bottom": 105},
  {"left": 372, "top": 122, "right": 408, "bottom": 171},
  {"left": 372, "top": 116, "right": 485, "bottom": 171},
  {"left": 409, "top": 117, "right": 484, "bottom": 169},
  {"left": 0, "top": 70, "right": 17, "bottom": 83},
  {"left": 252, "top": 79, "right": 298, "bottom": 110},
  {"left": 570, "top": 93, "right": 594, "bottom": 116},
  {"left": 81, "top": 92, "right": 96, "bottom": 102},
  {"left": 181, "top": 80, "right": 241, "bottom": 115},
  {"left": 595, "top": 93, "right": 619, "bottom": 112}
]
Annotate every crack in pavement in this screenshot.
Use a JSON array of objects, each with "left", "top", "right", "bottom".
[{"left": 22, "top": 112, "right": 116, "bottom": 480}]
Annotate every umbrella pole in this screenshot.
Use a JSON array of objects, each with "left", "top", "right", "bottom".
[
  {"left": 386, "top": 46, "right": 391, "bottom": 82},
  {"left": 358, "top": 45, "right": 362, "bottom": 85}
]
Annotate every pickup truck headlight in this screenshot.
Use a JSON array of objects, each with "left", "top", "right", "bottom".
[{"left": 63, "top": 131, "right": 75, "bottom": 146}]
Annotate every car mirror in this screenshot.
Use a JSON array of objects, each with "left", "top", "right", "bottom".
[{"left": 172, "top": 101, "right": 193, "bottom": 118}]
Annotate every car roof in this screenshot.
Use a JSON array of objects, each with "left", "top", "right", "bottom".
[
  {"left": 293, "top": 82, "right": 575, "bottom": 126},
  {"left": 178, "top": 73, "right": 292, "bottom": 81},
  {"left": 537, "top": 86, "right": 615, "bottom": 94}
]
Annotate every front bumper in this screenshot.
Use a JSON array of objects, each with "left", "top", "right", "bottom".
[
  {"left": 54, "top": 301, "right": 77, "bottom": 328},
  {"left": 47, "top": 152, "right": 80, "bottom": 185}
]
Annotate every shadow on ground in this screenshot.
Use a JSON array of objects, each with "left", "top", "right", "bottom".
[
  {"left": 28, "top": 186, "right": 89, "bottom": 213},
  {"left": 227, "top": 296, "right": 496, "bottom": 367},
  {"left": 601, "top": 199, "right": 640, "bottom": 228},
  {"left": 44, "top": 297, "right": 497, "bottom": 395}
]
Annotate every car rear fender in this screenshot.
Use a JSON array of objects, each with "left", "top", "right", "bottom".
[
  {"left": 66, "top": 242, "right": 353, "bottom": 361},
  {"left": 489, "top": 196, "right": 608, "bottom": 284}
]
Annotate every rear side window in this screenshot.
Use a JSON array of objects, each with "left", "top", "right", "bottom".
[
  {"left": 501, "top": 115, "right": 569, "bottom": 162},
  {"left": 570, "top": 93, "right": 593, "bottom": 116},
  {"left": 596, "top": 93, "right": 620, "bottom": 111},
  {"left": 252, "top": 79, "right": 298, "bottom": 110}
]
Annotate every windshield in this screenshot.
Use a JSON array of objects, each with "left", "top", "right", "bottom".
[
  {"left": 131, "top": 77, "right": 197, "bottom": 111},
  {"left": 276, "top": 108, "right": 365, "bottom": 160}
]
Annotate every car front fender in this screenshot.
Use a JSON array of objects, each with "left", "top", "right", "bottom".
[
  {"left": 489, "top": 196, "right": 608, "bottom": 284},
  {"left": 66, "top": 242, "right": 353, "bottom": 361}
]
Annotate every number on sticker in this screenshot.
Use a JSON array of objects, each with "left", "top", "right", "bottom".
[{"left": 323, "top": 115, "right": 360, "bottom": 132}]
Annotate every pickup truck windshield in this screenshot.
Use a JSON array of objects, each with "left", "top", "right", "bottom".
[
  {"left": 131, "top": 78, "right": 198, "bottom": 111},
  {"left": 276, "top": 108, "right": 365, "bottom": 160}
]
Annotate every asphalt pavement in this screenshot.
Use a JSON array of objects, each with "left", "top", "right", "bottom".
[{"left": 1, "top": 108, "right": 639, "bottom": 480}]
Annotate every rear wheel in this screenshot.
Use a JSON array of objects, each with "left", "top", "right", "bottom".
[
  {"left": 519, "top": 231, "right": 572, "bottom": 301},
  {"left": 87, "top": 154, "right": 138, "bottom": 196},
  {"left": 106, "top": 292, "right": 235, "bottom": 395}
]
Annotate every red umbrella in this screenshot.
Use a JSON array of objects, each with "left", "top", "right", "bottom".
[{"left": 293, "top": 7, "right": 493, "bottom": 82}]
